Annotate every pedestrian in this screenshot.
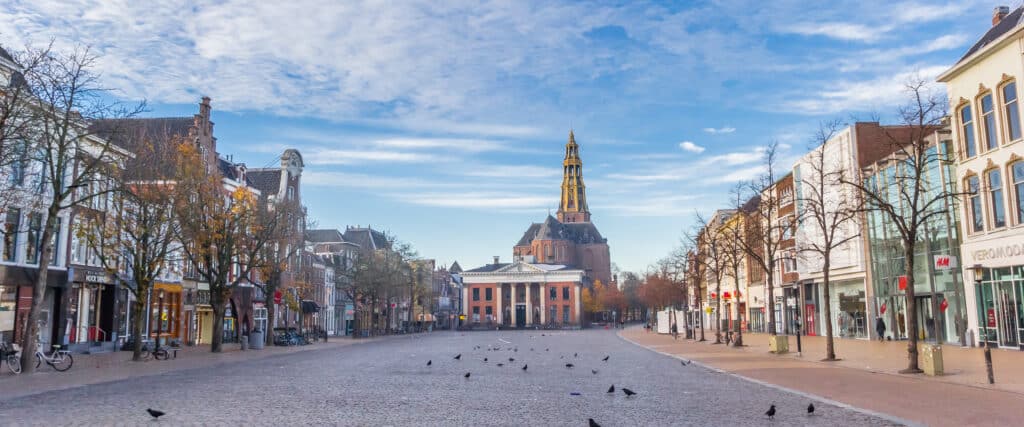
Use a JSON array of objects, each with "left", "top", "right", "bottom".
[
  {"left": 671, "top": 323, "right": 678, "bottom": 340},
  {"left": 619, "top": 319, "right": 625, "bottom": 329},
  {"left": 875, "top": 317, "right": 886, "bottom": 342}
]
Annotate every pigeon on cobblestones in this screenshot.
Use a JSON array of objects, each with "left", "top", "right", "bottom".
[
  {"left": 484, "top": 358, "right": 488, "bottom": 362},
  {"left": 622, "top": 388, "right": 636, "bottom": 397},
  {"left": 509, "top": 358, "right": 514, "bottom": 362},
  {"left": 565, "top": 363, "right": 574, "bottom": 368},
  {"left": 464, "top": 372, "right": 471, "bottom": 378},
  {"left": 589, "top": 418, "right": 601, "bottom": 427},
  {"left": 607, "top": 385, "right": 615, "bottom": 393},
  {"left": 522, "top": 364, "right": 528, "bottom": 371},
  {"left": 680, "top": 360, "right": 691, "bottom": 366},
  {"left": 766, "top": 404, "right": 776, "bottom": 420},
  {"left": 497, "top": 363, "right": 504, "bottom": 367},
  {"left": 427, "top": 360, "right": 432, "bottom": 366},
  {"left": 602, "top": 355, "right": 609, "bottom": 361},
  {"left": 591, "top": 369, "right": 598, "bottom": 375},
  {"left": 454, "top": 354, "right": 462, "bottom": 360},
  {"left": 146, "top": 409, "right": 165, "bottom": 419},
  {"left": 807, "top": 403, "right": 815, "bottom": 415}
]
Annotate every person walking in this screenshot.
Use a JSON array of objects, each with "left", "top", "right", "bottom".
[
  {"left": 875, "top": 317, "right": 886, "bottom": 342},
  {"left": 671, "top": 322, "right": 678, "bottom": 340}
]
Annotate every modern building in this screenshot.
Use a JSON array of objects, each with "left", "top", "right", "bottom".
[{"left": 938, "top": 5, "right": 1024, "bottom": 349}]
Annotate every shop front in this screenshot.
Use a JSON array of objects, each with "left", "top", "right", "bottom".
[
  {"left": 194, "top": 285, "right": 213, "bottom": 345},
  {"left": 0, "top": 266, "right": 68, "bottom": 346},
  {"left": 972, "top": 265, "right": 1024, "bottom": 349},
  {"left": 828, "top": 280, "right": 868, "bottom": 339},
  {"left": 150, "top": 282, "right": 183, "bottom": 345},
  {"left": 66, "top": 267, "right": 123, "bottom": 350}
]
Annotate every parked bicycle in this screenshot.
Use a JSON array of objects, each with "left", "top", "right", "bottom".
[
  {"left": 35, "top": 344, "right": 73, "bottom": 371},
  {"left": 140, "top": 341, "right": 171, "bottom": 361},
  {"left": 0, "top": 342, "right": 21, "bottom": 374}
]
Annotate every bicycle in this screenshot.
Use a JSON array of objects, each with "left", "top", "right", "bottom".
[
  {"left": 35, "top": 344, "right": 73, "bottom": 371},
  {"left": 0, "top": 342, "right": 21, "bottom": 374},
  {"left": 141, "top": 341, "right": 171, "bottom": 361}
]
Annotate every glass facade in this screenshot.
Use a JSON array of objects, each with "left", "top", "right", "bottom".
[
  {"left": 975, "top": 266, "right": 1024, "bottom": 349},
  {"left": 865, "top": 142, "right": 966, "bottom": 343}
]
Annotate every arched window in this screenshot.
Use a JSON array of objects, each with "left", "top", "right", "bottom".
[
  {"left": 1002, "top": 81, "right": 1021, "bottom": 141},
  {"left": 960, "top": 104, "right": 977, "bottom": 158},
  {"left": 988, "top": 168, "right": 1006, "bottom": 228},
  {"left": 967, "top": 175, "right": 984, "bottom": 232},
  {"left": 980, "top": 93, "right": 998, "bottom": 151},
  {"left": 1012, "top": 161, "right": 1024, "bottom": 225}
]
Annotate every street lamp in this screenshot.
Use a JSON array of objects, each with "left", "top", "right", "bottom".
[
  {"left": 972, "top": 263, "right": 994, "bottom": 384},
  {"left": 156, "top": 290, "right": 165, "bottom": 347}
]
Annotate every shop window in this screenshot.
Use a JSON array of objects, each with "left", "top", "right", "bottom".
[
  {"left": 981, "top": 93, "right": 999, "bottom": 151},
  {"left": 988, "top": 169, "right": 1006, "bottom": 228},
  {"left": 967, "top": 175, "right": 984, "bottom": 232},
  {"left": 1013, "top": 162, "right": 1024, "bottom": 224},
  {"left": 254, "top": 307, "right": 267, "bottom": 332},
  {"left": 485, "top": 287, "right": 492, "bottom": 301},
  {"left": 1002, "top": 81, "right": 1022, "bottom": 141},
  {"left": 3, "top": 209, "right": 19, "bottom": 262},
  {"left": 960, "top": 104, "right": 977, "bottom": 157}
]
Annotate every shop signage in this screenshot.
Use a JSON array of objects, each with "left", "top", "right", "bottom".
[
  {"left": 898, "top": 276, "right": 907, "bottom": 290},
  {"left": 971, "top": 243, "right": 1024, "bottom": 262},
  {"left": 940, "top": 299, "right": 949, "bottom": 312},
  {"left": 933, "top": 255, "right": 957, "bottom": 270},
  {"left": 786, "top": 297, "right": 796, "bottom": 308},
  {"left": 273, "top": 290, "right": 282, "bottom": 304},
  {"left": 987, "top": 308, "right": 996, "bottom": 327},
  {"left": 85, "top": 273, "right": 112, "bottom": 284}
]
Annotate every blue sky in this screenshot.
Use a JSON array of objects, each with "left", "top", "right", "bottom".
[{"left": 0, "top": 1, "right": 999, "bottom": 274}]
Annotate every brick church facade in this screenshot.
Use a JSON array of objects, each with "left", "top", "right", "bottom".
[{"left": 461, "top": 131, "right": 611, "bottom": 328}]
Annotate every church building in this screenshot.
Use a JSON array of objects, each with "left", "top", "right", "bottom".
[{"left": 461, "top": 131, "right": 612, "bottom": 328}]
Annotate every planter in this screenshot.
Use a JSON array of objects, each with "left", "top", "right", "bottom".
[
  {"left": 920, "top": 344, "right": 943, "bottom": 376},
  {"left": 768, "top": 335, "right": 789, "bottom": 354}
]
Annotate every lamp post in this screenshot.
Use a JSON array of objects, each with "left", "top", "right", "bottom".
[
  {"left": 156, "top": 290, "right": 165, "bottom": 347},
  {"left": 973, "top": 264, "right": 994, "bottom": 384}
]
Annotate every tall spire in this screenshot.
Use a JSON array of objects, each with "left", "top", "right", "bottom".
[{"left": 558, "top": 129, "right": 590, "bottom": 223}]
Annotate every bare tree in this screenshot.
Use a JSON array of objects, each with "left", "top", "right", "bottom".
[
  {"left": 15, "top": 44, "right": 143, "bottom": 373},
  {"left": 78, "top": 130, "right": 180, "bottom": 361},
  {"left": 794, "top": 120, "right": 862, "bottom": 361},
  {"left": 250, "top": 194, "right": 307, "bottom": 346},
  {"left": 690, "top": 214, "right": 732, "bottom": 344},
  {"left": 721, "top": 185, "right": 751, "bottom": 347},
  {"left": 733, "top": 142, "right": 789, "bottom": 338},
  {"left": 841, "top": 78, "right": 953, "bottom": 373}
]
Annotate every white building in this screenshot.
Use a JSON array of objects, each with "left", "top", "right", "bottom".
[{"left": 938, "top": 5, "right": 1024, "bottom": 349}]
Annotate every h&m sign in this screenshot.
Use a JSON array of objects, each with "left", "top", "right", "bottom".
[{"left": 933, "top": 255, "right": 957, "bottom": 270}]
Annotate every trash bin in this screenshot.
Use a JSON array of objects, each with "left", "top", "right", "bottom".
[
  {"left": 240, "top": 335, "right": 249, "bottom": 351},
  {"left": 921, "top": 344, "right": 943, "bottom": 376},
  {"left": 249, "top": 331, "right": 265, "bottom": 350}
]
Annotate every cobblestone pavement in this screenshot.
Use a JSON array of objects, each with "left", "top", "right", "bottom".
[{"left": 0, "top": 329, "right": 901, "bottom": 426}]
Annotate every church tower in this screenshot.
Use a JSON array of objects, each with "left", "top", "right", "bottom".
[{"left": 558, "top": 130, "right": 590, "bottom": 223}]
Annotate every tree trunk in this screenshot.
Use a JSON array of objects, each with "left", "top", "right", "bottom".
[
  {"left": 131, "top": 288, "right": 147, "bottom": 361},
  {"left": 20, "top": 209, "right": 59, "bottom": 374},
  {"left": 714, "top": 281, "right": 722, "bottom": 344},
  {"left": 822, "top": 257, "right": 836, "bottom": 361},
  {"left": 901, "top": 246, "right": 922, "bottom": 373},
  {"left": 767, "top": 273, "right": 777, "bottom": 336},
  {"left": 211, "top": 297, "right": 226, "bottom": 353},
  {"left": 697, "top": 295, "right": 706, "bottom": 341},
  {"left": 265, "top": 298, "right": 276, "bottom": 346},
  {"left": 733, "top": 265, "right": 744, "bottom": 347}
]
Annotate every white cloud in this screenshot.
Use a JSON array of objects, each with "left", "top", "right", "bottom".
[
  {"left": 780, "top": 22, "right": 884, "bottom": 42},
  {"left": 678, "top": 141, "right": 705, "bottom": 153},
  {"left": 461, "top": 165, "right": 562, "bottom": 179},
  {"left": 373, "top": 137, "right": 510, "bottom": 153},
  {"left": 702, "top": 127, "right": 736, "bottom": 134},
  {"left": 703, "top": 147, "right": 767, "bottom": 166},
  {"left": 780, "top": 65, "right": 949, "bottom": 115},
  {"left": 306, "top": 149, "right": 443, "bottom": 165},
  {"left": 398, "top": 192, "right": 554, "bottom": 209}
]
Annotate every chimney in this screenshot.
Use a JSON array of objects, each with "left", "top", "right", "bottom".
[
  {"left": 994, "top": 5, "right": 1010, "bottom": 26},
  {"left": 493, "top": 256, "right": 500, "bottom": 265}
]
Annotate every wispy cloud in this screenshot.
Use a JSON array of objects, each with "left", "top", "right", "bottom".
[
  {"left": 373, "top": 137, "right": 509, "bottom": 153},
  {"left": 397, "top": 192, "right": 554, "bottom": 209},
  {"left": 306, "top": 149, "right": 444, "bottom": 165},
  {"left": 678, "top": 141, "right": 705, "bottom": 153},
  {"left": 702, "top": 127, "right": 735, "bottom": 134},
  {"left": 780, "top": 65, "right": 949, "bottom": 115},
  {"left": 780, "top": 22, "right": 883, "bottom": 42},
  {"left": 461, "top": 165, "right": 562, "bottom": 179}
]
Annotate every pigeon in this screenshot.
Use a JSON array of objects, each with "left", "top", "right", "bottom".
[
  {"left": 589, "top": 418, "right": 601, "bottom": 427},
  {"left": 622, "top": 388, "right": 636, "bottom": 397},
  {"left": 427, "top": 360, "right": 432, "bottom": 366},
  {"left": 766, "top": 404, "right": 776, "bottom": 420},
  {"left": 497, "top": 363, "right": 504, "bottom": 367},
  {"left": 602, "top": 355, "right": 609, "bottom": 362},
  {"left": 607, "top": 385, "right": 615, "bottom": 393},
  {"left": 570, "top": 392, "right": 581, "bottom": 396},
  {"left": 509, "top": 358, "right": 514, "bottom": 362},
  {"left": 681, "top": 360, "right": 691, "bottom": 366},
  {"left": 522, "top": 364, "right": 528, "bottom": 371},
  {"left": 807, "top": 403, "right": 815, "bottom": 415},
  {"left": 146, "top": 409, "right": 165, "bottom": 419},
  {"left": 560, "top": 355, "right": 564, "bottom": 359},
  {"left": 591, "top": 369, "right": 598, "bottom": 375},
  {"left": 574, "top": 352, "right": 578, "bottom": 358},
  {"left": 454, "top": 354, "right": 462, "bottom": 360},
  {"left": 464, "top": 372, "right": 471, "bottom": 379},
  {"left": 484, "top": 358, "right": 488, "bottom": 362},
  {"left": 514, "top": 348, "right": 518, "bottom": 352},
  {"left": 565, "top": 363, "right": 574, "bottom": 368}
]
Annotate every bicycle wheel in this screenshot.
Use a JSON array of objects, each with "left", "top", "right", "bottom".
[
  {"left": 153, "top": 349, "right": 169, "bottom": 360},
  {"left": 51, "top": 353, "right": 73, "bottom": 371},
  {"left": 6, "top": 354, "right": 20, "bottom": 374}
]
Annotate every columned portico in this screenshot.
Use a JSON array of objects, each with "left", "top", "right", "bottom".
[
  {"left": 495, "top": 285, "right": 503, "bottom": 324},
  {"left": 574, "top": 285, "right": 582, "bottom": 324},
  {"left": 461, "top": 261, "right": 585, "bottom": 329},
  {"left": 540, "top": 284, "right": 547, "bottom": 324},
  {"left": 525, "top": 283, "right": 532, "bottom": 326}
]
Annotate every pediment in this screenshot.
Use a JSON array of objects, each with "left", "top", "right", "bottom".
[{"left": 495, "top": 261, "right": 547, "bottom": 273}]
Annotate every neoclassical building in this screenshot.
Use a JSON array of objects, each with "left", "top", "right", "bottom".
[{"left": 461, "top": 131, "right": 611, "bottom": 327}]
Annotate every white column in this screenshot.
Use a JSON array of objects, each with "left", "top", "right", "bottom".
[
  {"left": 574, "top": 284, "right": 582, "bottom": 325},
  {"left": 495, "top": 285, "right": 502, "bottom": 324},
  {"left": 540, "top": 284, "right": 547, "bottom": 325},
  {"left": 462, "top": 286, "right": 469, "bottom": 317},
  {"left": 510, "top": 284, "right": 517, "bottom": 326},
  {"left": 525, "top": 284, "right": 532, "bottom": 326}
]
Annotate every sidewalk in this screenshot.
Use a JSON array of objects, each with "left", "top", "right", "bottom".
[
  {"left": 621, "top": 327, "right": 1024, "bottom": 427},
  {"left": 0, "top": 337, "right": 383, "bottom": 401}
]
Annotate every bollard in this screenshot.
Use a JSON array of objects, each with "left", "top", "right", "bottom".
[{"left": 240, "top": 335, "right": 249, "bottom": 351}]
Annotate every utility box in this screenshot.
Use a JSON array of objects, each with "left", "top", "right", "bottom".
[
  {"left": 921, "top": 344, "right": 944, "bottom": 376},
  {"left": 769, "top": 335, "right": 789, "bottom": 354}
]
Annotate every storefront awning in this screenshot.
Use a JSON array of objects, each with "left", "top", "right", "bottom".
[{"left": 301, "top": 300, "right": 321, "bottom": 313}]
